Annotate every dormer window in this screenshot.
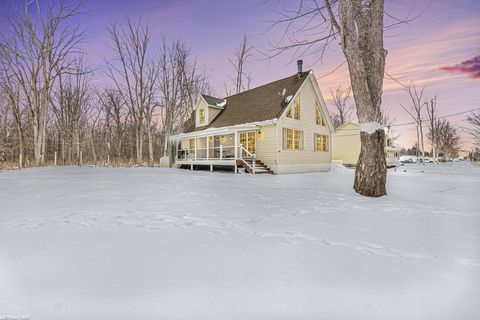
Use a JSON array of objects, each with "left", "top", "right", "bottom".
[{"left": 199, "top": 108, "right": 205, "bottom": 125}]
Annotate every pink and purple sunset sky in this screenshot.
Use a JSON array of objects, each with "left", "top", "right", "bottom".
[{"left": 67, "top": 0, "right": 480, "bottom": 150}]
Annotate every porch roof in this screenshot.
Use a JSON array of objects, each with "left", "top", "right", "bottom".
[{"left": 170, "top": 120, "right": 274, "bottom": 141}]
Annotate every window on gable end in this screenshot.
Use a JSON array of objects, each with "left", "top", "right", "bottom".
[
  {"left": 199, "top": 108, "right": 205, "bottom": 124},
  {"left": 316, "top": 103, "right": 326, "bottom": 126},
  {"left": 294, "top": 96, "right": 300, "bottom": 119},
  {"left": 286, "top": 108, "right": 292, "bottom": 118}
]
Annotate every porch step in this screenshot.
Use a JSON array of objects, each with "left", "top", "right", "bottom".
[{"left": 236, "top": 159, "right": 272, "bottom": 174}]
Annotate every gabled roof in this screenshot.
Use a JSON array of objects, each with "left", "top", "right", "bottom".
[
  {"left": 201, "top": 94, "right": 225, "bottom": 108},
  {"left": 335, "top": 122, "right": 360, "bottom": 131},
  {"left": 185, "top": 71, "right": 311, "bottom": 133}
]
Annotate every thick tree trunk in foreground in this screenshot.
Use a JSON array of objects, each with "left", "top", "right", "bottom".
[
  {"left": 334, "top": 0, "right": 387, "bottom": 196},
  {"left": 354, "top": 131, "right": 387, "bottom": 196}
]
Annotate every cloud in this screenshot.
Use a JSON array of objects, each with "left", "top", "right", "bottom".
[{"left": 441, "top": 55, "right": 480, "bottom": 79}]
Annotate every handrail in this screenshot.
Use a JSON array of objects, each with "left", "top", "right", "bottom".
[{"left": 238, "top": 144, "right": 256, "bottom": 174}]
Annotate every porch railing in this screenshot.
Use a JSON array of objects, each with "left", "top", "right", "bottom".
[
  {"left": 176, "top": 143, "right": 256, "bottom": 174},
  {"left": 177, "top": 146, "right": 235, "bottom": 161}
]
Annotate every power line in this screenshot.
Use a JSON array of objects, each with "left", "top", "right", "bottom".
[{"left": 391, "top": 107, "right": 480, "bottom": 127}]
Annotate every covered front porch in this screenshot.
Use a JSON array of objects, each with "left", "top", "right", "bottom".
[{"left": 170, "top": 127, "right": 269, "bottom": 174}]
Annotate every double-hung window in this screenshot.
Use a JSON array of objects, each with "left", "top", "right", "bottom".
[
  {"left": 199, "top": 108, "right": 205, "bottom": 124},
  {"left": 314, "top": 134, "right": 329, "bottom": 152},
  {"left": 283, "top": 128, "right": 304, "bottom": 150}
]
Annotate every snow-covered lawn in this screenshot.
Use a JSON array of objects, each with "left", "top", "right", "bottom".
[{"left": 1, "top": 163, "right": 479, "bottom": 319}]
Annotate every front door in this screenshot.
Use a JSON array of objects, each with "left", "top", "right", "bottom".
[{"left": 239, "top": 132, "right": 256, "bottom": 158}]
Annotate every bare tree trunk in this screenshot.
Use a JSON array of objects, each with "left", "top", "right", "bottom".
[
  {"left": 229, "top": 34, "right": 253, "bottom": 94},
  {"left": 334, "top": 0, "right": 387, "bottom": 196},
  {"left": 136, "top": 124, "right": 144, "bottom": 165},
  {"left": 147, "top": 121, "right": 154, "bottom": 165},
  {"left": 419, "top": 119, "right": 425, "bottom": 164},
  {"left": 16, "top": 122, "right": 24, "bottom": 169},
  {"left": 416, "top": 125, "right": 420, "bottom": 158},
  {"left": 355, "top": 130, "right": 387, "bottom": 196},
  {"left": 90, "top": 135, "right": 97, "bottom": 166}
]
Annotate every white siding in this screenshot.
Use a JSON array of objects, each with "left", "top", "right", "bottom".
[
  {"left": 255, "top": 125, "right": 277, "bottom": 171},
  {"left": 195, "top": 98, "right": 222, "bottom": 128},
  {"left": 275, "top": 77, "right": 332, "bottom": 173}
]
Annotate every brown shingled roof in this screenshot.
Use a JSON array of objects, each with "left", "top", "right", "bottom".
[
  {"left": 185, "top": 71, "right": 311, "bottom": 133},
  {"left": 201, "top": 94, "right": 224, "bottom": 107}
]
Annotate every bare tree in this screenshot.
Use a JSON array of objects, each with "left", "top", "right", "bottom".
[
  {"left": 0, "top": 0, "right": 85, "bottom": 166},
  {"left": 106, "top": 18, "right": 159, "bottom": 166},
  {"left": 329, "top": 85, "right": 352, "bottom": 128},
  {"left": 51, "top": 58, "right": 91, "bottom": 165},
  {"left": 467, "top": 111, "right": 480, "bottom": 149},
  {"left": 158, "top": 38, "right": 212, "bottom": 159},
  {"left": 229, "top": 34, "right": 254, "bottom": 94},
  {"left": 400, "top": 82, "right": 426, "bottom": 163},
  {"left": 266, "top": 0, "right": 392, "bottom": 196},
  {"left": 426, "top": 96, "right": 439, "bottom": 163},
  {"left": 436, "top": 119, "right": 461, "bottom": 159},
  {"left": 99, "top": 88, "right": 129, "bottom": 165},
  {"left": 0, "top": 64, "right": 26, "bottom": 168}
]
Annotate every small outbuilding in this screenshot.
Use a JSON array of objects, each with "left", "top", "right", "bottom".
[{"left": 332, "top": 122, "right": 400, "bottom": 167}]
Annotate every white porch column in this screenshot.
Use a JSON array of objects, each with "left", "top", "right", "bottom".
[
  {"left": 234, "top": 132, "right": 238, "bottom": 160},
  {"left": 234, "top": 132, "right": 238, "bottom": 174},
  {"left": 194, "top": 138, "right": 197, "bottom": 160},
  {"left": 206, "top": 136, "right": 209, "bottom": 160},
  {"left": 175, "top": 139, "right": 179, "bottom": 160}
]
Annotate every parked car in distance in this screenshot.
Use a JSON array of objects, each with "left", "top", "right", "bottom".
[{"left": 399, "top": 155, "right": 418, "bottom": 163}]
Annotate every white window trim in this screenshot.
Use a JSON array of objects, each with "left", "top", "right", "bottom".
[
  {"left": 314, "top": 133, "right": 329, "bottom": 152},
  {"left": 282, "top": 128, "right": 304, "bottom": 151}
]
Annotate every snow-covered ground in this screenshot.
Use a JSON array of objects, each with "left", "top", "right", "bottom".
[{"left": 1, "top": 162, "right": 479, "bottom": 319}]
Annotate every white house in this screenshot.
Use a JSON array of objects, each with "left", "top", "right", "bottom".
[{"left": 170, "top": 62, "right": 334, "bottom": 174}]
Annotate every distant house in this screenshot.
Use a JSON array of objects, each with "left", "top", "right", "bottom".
[
  {"left": 170, "top": 62, "right": 334, "bottom": 174},
  {"left": 332, "top": 122, "right": 400, "bottom": 167}
]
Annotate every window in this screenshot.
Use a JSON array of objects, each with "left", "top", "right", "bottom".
[
  {"left": 286, "top": 108, "right": 292, "bottom": 118},
  {"left": 316, "top": 103, "right": 326, "bottom": 126},
  {"left": 314, "top": 134, "right": 329, "bottom": 152},
  {"left": 199, "top": 108, "right": 205, "bottom": 124},
  {"left": 283, "top": 128, "right": 303, "bottom": 150},
  {"left": 189, "top": 139, "right": 195, "bottom": 151},
  {"left": 285, "top": 96, "right": 300, "bottom": 119},
  {"left": 294, "top": 96, "right": 300, "bottom": 119}
]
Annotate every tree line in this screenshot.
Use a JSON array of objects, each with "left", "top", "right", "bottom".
[
  {"left": 0, "top": 1, "right": 213, "bottom": 168},
  {"left": 0, "top": 0, "right": 253, "bottom": 169}
]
